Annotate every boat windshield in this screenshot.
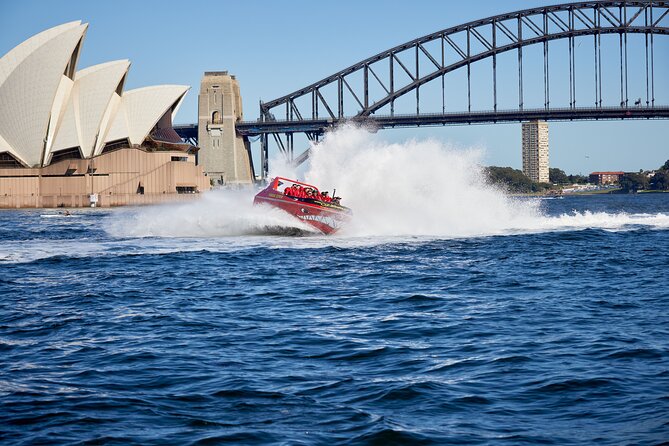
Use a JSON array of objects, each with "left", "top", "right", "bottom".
[
  {"left": 276, "top": 179, "right": 344, "bottom": 205},
  {"left": 273, "top": 177, "right": 319, "bottom": 194}
]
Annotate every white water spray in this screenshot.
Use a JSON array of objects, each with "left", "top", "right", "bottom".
[
  {"left": 107, "top": 125, "right": 669, "bottom": 240},
  {"left": 301, "top": 125, "right": 542, "bottom": 237},
  {"left": 105, "top": 190, "right": 315, "bottom": 238}
]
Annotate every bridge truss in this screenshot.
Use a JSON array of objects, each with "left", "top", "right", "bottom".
[{"left": 179, "top": 1, "right": 669, "bottom": 179}]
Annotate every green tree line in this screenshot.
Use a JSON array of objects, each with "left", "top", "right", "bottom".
[
  {"left": 548, "top": 168, "right": 588, "bottom": 185},
  {"left": 620, "top": 159, "right": 669, "bottom": 193},
  {"left": 485, "top": 160, "right": 669, "bottom": 194},
  {"left": 485, "top": 166, "right": 553, "bottom": 193},
  {"left": 485, "top": 166, "right": 587, "bottom": 193}
]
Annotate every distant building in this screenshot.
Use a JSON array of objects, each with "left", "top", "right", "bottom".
[
  {"left": 198, "top": 72, "right": 254, "bottom": 185},
  {"left": 0, "top": 21, "right": 209, "bottom": 208},
  {"left": 521, "top": 120, "right": 549, "bottom": 183},
  {"left": 589, "top": 172, "right": 625, "bottom": 185}
]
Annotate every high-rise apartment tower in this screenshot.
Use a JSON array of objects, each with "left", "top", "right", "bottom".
[{"left": 521, "top": 120, "right": 549, "bottom": 183}]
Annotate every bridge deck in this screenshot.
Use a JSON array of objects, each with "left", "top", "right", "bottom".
[
  {"left": 174, "top": 106, "right": 669, "bottom": 139},
  {"left": 234, "top": 106, "right": 669, "bottom": 136}
]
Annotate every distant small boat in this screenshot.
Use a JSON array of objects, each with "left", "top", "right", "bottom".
[
  {"left": 41, "top": 211, "right": 74, "bottom": 218},
  {"left": 253, "top": 177, "right": 352, "bottom": 235}
]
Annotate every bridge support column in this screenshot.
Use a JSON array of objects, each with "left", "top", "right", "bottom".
[
  {"left": 197, "top": 71, "right": 254, "bottom": 185},
  {"left": 260, "top": 134, "right": 268, "bottom": 181}
]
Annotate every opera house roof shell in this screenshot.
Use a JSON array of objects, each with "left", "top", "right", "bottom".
[{"left": 0, "top": 21, "right": 189, "bottom": 167}]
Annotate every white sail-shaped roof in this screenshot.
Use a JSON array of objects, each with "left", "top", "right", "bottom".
[
  {"left": 104, "top": 85, "right": 189, "bottom": 147},
  {"left": 94, "top": 91, "right": 123, "bottom": 156},
  {"left": 49, "top": 60, "right": 130, "bottom": 160},
  {"left": 0, "top": 21, "right": 81, "bottom": 85},
  {"left": 0, "top": 22, "right": 87, "bottom": 166}
]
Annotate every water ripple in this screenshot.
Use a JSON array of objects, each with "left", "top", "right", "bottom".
[{"left": 1, "top": 195, "right": 669, "bottom": 444}]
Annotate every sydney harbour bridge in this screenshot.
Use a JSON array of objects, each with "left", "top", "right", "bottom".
[{"left": 175, "top": 1, "right": 669, "bottom": 179}]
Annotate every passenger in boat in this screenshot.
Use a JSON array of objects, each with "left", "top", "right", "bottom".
[
  {"left": 283, "top": 183, "right": 339, "bottom": 203},
  {"left": 284, "top": 185, "right": 302, "bottom": 198}
]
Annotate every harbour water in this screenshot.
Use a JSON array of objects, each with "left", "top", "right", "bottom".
[{"left": 1, "top": 130, "right": 668, "bottom": 444}]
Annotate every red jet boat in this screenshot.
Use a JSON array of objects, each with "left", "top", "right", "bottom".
[{"left": 253, "top": 177, "right": 352, "bottom": 235}]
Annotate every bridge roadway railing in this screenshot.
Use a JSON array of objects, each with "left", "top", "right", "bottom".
[{"left": 234, "top": 106, "right": 669, "bottom": 136}]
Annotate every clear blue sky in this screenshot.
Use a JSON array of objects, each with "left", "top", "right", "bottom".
[{"left": 1, "top": 0, "right": 667, "bottom": 174}]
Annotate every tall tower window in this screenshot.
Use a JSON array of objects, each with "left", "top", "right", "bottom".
[{"left": 212, "top": 111, "right": 221, "bottom": 124}]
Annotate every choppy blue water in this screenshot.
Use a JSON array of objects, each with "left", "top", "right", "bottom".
[{"left": 1, "top": 194, "right": 668, "bottom": 445}]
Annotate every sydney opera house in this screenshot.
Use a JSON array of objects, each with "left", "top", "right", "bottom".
[{"left": 0, "top": 21, "right": 209, "bottom": 208}]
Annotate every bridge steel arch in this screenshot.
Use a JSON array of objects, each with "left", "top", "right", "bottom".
[{"left": 236, "top": 1, "right": 669, "bottom": 178}]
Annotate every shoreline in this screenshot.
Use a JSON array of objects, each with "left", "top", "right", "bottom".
[{"left": 513, "top": 188, "right": 669, "bottom": 197}]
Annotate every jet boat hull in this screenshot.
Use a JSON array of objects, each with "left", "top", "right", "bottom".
[{"left": 253, "top": 178, "right": 351, "bottom": 235}]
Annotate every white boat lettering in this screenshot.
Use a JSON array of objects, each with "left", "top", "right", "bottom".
[{"left": 298, "top": 214, "right": 340, "bottom": 229}]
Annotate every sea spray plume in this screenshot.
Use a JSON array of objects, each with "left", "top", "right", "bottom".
[
  {"left": 104, "top": 188, "right": 316, "bottom": 238},
  {"left": 268, "top": 151, "right": 299, "bottom": 180},
  {"left": 304, "top": 126, "right": 669, "bottom": 236},
  {"left": 304, "top": 124, "right": 542, "bottom": 237},
  {"left": 104, "top": 125, "right": 669, "bottom": 241}
]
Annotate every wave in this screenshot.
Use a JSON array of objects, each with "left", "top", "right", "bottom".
[
  {"left": 103, "top": 190, "right": 318, "bottom": 238},
  {"left": 98, "top": 126, "right": 668, "bottom": 241},
  {"left": 302, "top": 125, "right": 669, "bottom": 237}
]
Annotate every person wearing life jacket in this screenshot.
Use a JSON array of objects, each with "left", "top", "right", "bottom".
[{"left": 284, "top": 186, "right": 293, "bottom": 196}]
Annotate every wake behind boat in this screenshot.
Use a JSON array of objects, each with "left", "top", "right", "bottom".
[{"left": 253, "top": 177, "right": 352, "bottom": 235}]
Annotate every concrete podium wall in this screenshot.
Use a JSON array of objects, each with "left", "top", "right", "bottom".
[{"left": 0, "top": 147, "right": 210, "bottom": 208}]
